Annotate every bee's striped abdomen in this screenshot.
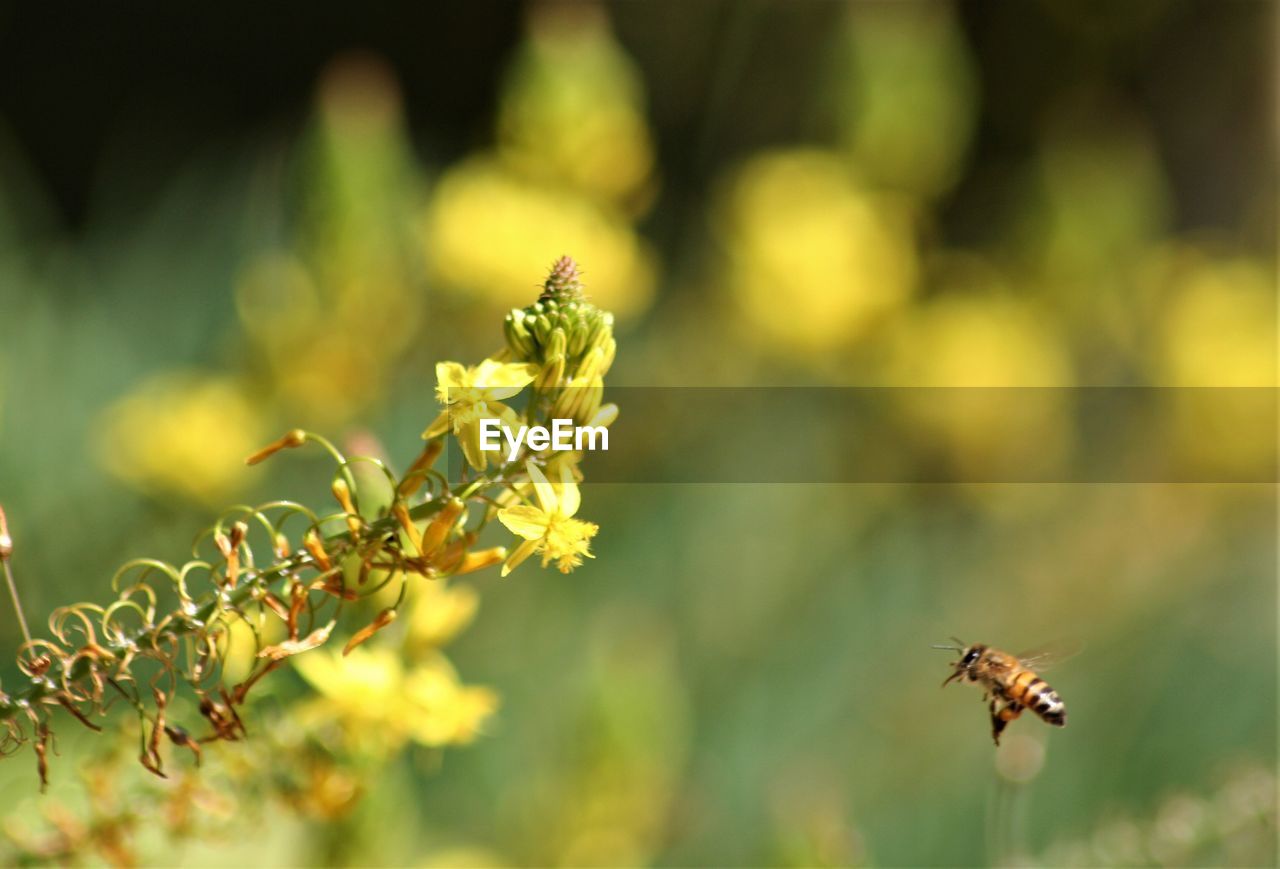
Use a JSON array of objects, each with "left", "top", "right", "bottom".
[{"left": 1009, "top": 670, "right": 1067, "bottom": 726}]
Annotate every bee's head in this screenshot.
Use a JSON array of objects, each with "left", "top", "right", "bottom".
[{"left": 933, "top": 638, "right": 984, "bottom": 687}]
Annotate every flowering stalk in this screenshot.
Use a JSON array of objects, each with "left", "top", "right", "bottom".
[{"left": 0, "top": 256, "right": 616, "bottom": 789}]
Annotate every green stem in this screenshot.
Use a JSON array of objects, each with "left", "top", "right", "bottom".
[{"left": 3, "top": 559, "right": 32, "bottom": 649}]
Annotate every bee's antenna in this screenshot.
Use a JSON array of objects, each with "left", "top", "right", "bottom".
[
  {"left": 932, "top": 637, "right": 966, "bottom": 652},
  {"left": 931, "top": 643, "right": 961, "bottom": 652}
]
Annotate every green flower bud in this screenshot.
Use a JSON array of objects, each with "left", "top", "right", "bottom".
[
  {"left": 533, "top": 314, "right": 553, "bottom": 343},
  {"left": 573, "top": 379, "right": 603, "bottom": 426},
  {"left": 547, "top": 327, "right": 568, "bottom": 360},
  {"left": 597, "top": 336, "right": 616, "bottom": 376},
  {"left": 536, "top": 354, "right": 565, "bottom": 392},
  {"left": 504, "top": 309, "right": 536, "bottom": 358},
  {"left": 591, "top": 403, "right": 619, "bottom": 429}
]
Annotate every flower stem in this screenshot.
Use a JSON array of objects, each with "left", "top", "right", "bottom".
[
  {"left": 0, "top": 483, "right": 477, "bottom": 723},
  {"left": 0, "top": 505, "right": 32, "bottom": 649}
]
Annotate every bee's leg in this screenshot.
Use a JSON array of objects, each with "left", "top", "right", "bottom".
[{"left": 989, "top": 700, "right": 1023, "bottom": 746}]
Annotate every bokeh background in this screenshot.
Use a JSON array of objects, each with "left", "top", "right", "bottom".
[{"left": 0, "top": 1, "right": 1275, "bottom": 866}]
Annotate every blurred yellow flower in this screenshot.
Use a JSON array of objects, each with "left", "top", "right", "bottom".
[
  {"left": 1152, "top": 249, "right": 1277, "bottom": 477},
  {"left": 497, "top": 462, "right": 597, "bottom": 576},
  {"left": 887, "top": 289, "right": 1072, "bottom": 388},
  {"left": 1157, "top": 254, "right": 1277, "bottom": 387},
  {"left": 716, "top": 149, "right": 918, "bottom": 355},
  {"left": 404, "top": 659, "right": 499, "bottom": 746},
  {"left": 884, "top": 283, "right": 1073, "bottom": 480},
  {"left": 426, "top": 6, "right": 659, "bottom": 321},
  {"left": 294, "top": 645, "right": 497, "bottom": 753},
  {"left": 422, "top": 359, "right": 538, "bottom": 470},
  {"left": 406, "top": 578, "right": 480, "bottom": 652},
  {"left": 497, "top": 4, "right": 656, "bottom": 210},
  {"left": 426, "top": 157, "right": 655, "bottom": 318},
  {"left": 95, "top": 372, "right": 264, "bottom": 505}
]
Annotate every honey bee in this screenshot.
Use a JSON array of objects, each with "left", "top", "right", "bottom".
[{"left": 934, "top": 638, "right": 1074, "bottom": 745}]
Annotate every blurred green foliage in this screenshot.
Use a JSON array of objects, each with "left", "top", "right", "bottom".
[{"left": 0, "top": 1, "right": 1274, "bottom": 865}]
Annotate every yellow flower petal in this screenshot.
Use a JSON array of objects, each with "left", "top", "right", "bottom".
[
  {"left": 497, "top": 505, "right": 551, "bottom": 540},
  {"left": 485, "top": 401, "right": 524, "bottom": 431},
  {"left": 501, "top": 538, "right": 541, "bottom": 577},
  {"left": 435, "top": 361, "right": 469, "bottom": 399},
  {"left": 589, "top": 403, "right": 619, "bottom": 428},
  {"left": 556, "top": 462, "right": 581, "bottom": 517},
  {"left": 458, "top": 419, "right": 487, "bottom": 470},
  {"left": 474, "top": 359, "right": 538, "bottom": 391},
  {"left": 525, "top": 462, "right": 557, "bottom": 513},
  {"left": 487, "top": 383, "right": 530, "bottom": 401},
  {"left": 421, "top": 409, "right": 450, "bottom": 439}
]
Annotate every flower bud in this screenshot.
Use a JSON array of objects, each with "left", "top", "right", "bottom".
[
  {"left": 420, "top": 497, "right": 465, "bottom": 556},
  {"left": 245, "top": 429, "right": 307, "bottom": 466},
  {"left": 574, "top": 377, "right": 603, "bottom": 426},
  {"left": 575, "top": 346, "right": 606, "bottom": 382},
  {"left": 503, "top": 309, "right": 536, "bottom": 358},
  {"left": 502, "top": 256, "right": 615, "bottom": 372},
  {"left": 597, "top": 335, "right": 616, "bottom": 375},
  {"left": 331, "top": 477, "right": 362, "bottom": 536},
  {"left": 456, "top": 546, "right": 507, "bottom": 575},
  {"left": 536, "top": 353, "right": 565, "bottom": 393},
  {"left": 547, "top": 327, "right": 568, "bottom": 360},
  {"left": 589, "top": 403, "right": 619, "bottom": 429}
]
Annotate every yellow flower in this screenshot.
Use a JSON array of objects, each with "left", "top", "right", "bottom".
[
  {"left": 94, "top": 372, "right": 265, "bottom": 505},
  {"left": 1157, "top": 253, "right": 1276, "bottom": 387},
  {"left": 294, "top": 645, "right": 404, "bottom": 723},
  {"left": 425, "top": 156, "right": 655, "bottom": 318},
  {"left": 883, "top": 284, "right": 1073, "bottom": 484},
  {"left": 422, "top": 358, "right": 538, "bottom": 469},
  {"left": 405, "top": 657, "right": 499, "bottom": 746},
  {"left": 293, "top": 645, "right": 497, "bottom": 753},
  {"left": 491, "top": 450, "right": 583, "bottom": 512},
  {"left": 497, "top": 462, "right": 598, "bottom": 576},
  {"left": 716, "top": 149, "right": 918, "bottom": 355},
  {"left": 406, "top": 578, "right": 481, "bottom": 651}
]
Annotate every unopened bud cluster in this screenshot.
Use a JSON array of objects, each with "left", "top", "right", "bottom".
[
  {"left": 505, "top": 256, "right": 616, "bottom": 370},
  {"left": 504, "top": 256, "right": 618, "bottom": 426}
]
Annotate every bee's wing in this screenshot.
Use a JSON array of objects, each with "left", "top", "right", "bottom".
[{"left": 1015, "top": 639, "right": 1083, "bottom": 672}]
